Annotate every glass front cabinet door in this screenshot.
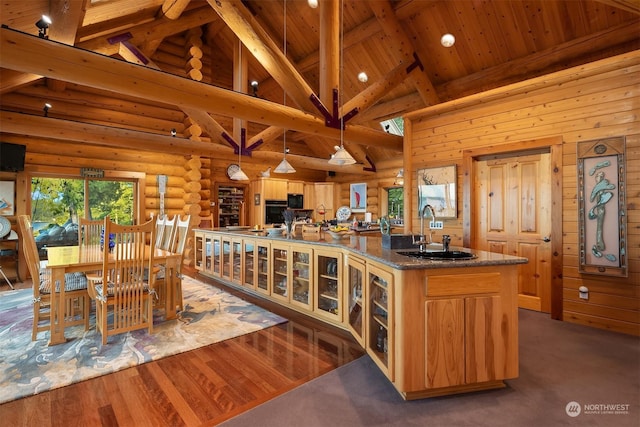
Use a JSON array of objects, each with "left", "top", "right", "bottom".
[
  {"left": 271, "top": 244, "right": 290, "bottom": 302},
  {"left": 242, "top": 239, "right": 255, "bottom": 289},
  {"left": 194, "top": 231, "right": 204, "bottom": 271},
  {"left": 346, "top": 255, "right": 366, "bottom": 346},
  {"left": 291, "top": 245, "right": 312, "bottom": 310},
  {"left": 367, "top": 262, "right": 394, "bottom": 380},
  {"left": 314, "top": 249, "right": 342, "bottom": 322},
  {"left": 231, "top": 239, "right": 243, "bottom": 285},
  {"left": 256, "top": 243, "right": 270, "bottom": 294}
]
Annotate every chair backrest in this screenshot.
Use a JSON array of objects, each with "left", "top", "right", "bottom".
[
  {"left": 160, "top": 215, "right": 176, "bottom": 251},
  {"left": 102, "top": 217, "right": 156, "bottom": 290},
  {"left": 199, "top": 213, "right": 214, "bottom": 228},
  {"left": 17, "top": 215, "right": 45, "bottom": 290},
  {"left": 172, "top": 214, "right": 191, "bottom": 255},
  {"left": 78, "top": 218, "right": 104, "bottom": 246},
  {"left": 154, "top": 214, "right": 166, "bottom": 248}
]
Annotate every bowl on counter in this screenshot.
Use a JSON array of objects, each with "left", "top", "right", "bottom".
[
  {"left": 326, "top": 229, "right": 353, "bottom": 240},
  {"left": 266, "top": 227, "right": 285, "bottom": 237}
]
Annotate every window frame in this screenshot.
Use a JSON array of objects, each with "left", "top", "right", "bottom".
[{"left": 23, "top": 165, "right": 146, "bottom": 225}]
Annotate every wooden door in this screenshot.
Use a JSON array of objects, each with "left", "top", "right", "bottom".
[{"left": 474, "top": 152, "right": 552, "bottom": 312}]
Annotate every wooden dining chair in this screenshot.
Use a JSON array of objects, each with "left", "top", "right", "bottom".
[
  {"left": 170, "top": 214, "right": 191, "bottom": 312},
  {"left": 152, "top": 214, "right": 190, "bottom": 313},
  {"left": 90, "top": 217, "right": 156, "bottom": 345},
  {"left": 18, "top": 215, "right": 90, "bottom": 341}
]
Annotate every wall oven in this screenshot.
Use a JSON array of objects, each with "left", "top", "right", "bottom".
[{"left": 264, "top": 200, "right": 288, "bottom": 225}]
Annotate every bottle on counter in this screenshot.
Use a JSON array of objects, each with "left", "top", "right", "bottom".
[{"left": 352, "top": 217, "right": 359, "bottom": 229}]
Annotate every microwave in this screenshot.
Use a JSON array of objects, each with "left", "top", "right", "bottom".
[{"left": 287, "top": 193, "right": 304, "bottom": 209}]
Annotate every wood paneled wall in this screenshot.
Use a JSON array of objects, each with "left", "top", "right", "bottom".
[{"left": 401, "top": 51, "right": 639, "bottom": 336}]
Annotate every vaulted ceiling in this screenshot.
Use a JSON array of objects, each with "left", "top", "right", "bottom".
[{"left": 1, "top": 0, "right": 638, "bottom": 174}]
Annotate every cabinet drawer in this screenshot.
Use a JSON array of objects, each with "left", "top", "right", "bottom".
[{"left": 426, "top": 273, "right": 501, "bottom": 297}]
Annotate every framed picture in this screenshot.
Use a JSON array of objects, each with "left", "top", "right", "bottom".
[
  {"left": 254, "top": 193, "right": 260, "bottom": 206},
  {"left": 350, "top": 183, "right": 367, "bottom": 212},
  {"left": 0, "top": 181, "right": 15, "bottom": 216},
  {"left": 577, "top": 137, "right": 627, "bottom": 277},
  {"left": 417, "top": 165, "right": 457, "bottom": 219}
]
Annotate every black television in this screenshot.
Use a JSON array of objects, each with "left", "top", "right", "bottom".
[{"left": 0, "top": 142, "right": 26, "bottom": 172}]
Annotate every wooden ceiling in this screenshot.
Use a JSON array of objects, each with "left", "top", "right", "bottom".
[{"left": 1, "top": 0, "right": 638, "bottom": 174}]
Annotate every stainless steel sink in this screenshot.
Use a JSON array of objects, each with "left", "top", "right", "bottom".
[{"left": 398, "top": 250, "right": 476, "bottom": 260}]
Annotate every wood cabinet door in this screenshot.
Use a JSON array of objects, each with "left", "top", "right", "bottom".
[
  {"left": 425, "top": 298, "right": 464, "bottom": 388},
  {"left": 464, "top": 295, "right": 504, "bottom": 383},
  {"left": 263, "top": 179, "right": 288, "bottom": 200},
  {"left": 475, "top": 152, "right": 552, "bottom": 312}
]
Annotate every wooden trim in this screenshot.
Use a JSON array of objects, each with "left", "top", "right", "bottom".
[{"left": 462, "top": 136, "right": 563, "bottom": 319}]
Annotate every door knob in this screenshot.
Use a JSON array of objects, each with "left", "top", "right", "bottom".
[{"left": 542, "top": 236, "right": 551, "bottom": 242}]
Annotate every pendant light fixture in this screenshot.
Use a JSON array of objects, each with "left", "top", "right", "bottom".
[
  {"left": 230, "top": 142, "right": 249, "bottom": 181},
  {"left": 274, "top": 0, "right": 296, "bottom": 174},
  {"left": 274, "top": 131, "right": 296, "bottom": 173},
  {"left": 328, "top": 0, "right": 356, "bottom": 166}
]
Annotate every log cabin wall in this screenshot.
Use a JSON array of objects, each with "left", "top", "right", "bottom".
[{"left": 402, "top": 51, "right": 639, "bottom": 336}]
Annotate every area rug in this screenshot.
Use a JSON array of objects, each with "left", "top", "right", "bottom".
[{"left": 0, "top": 276, "right": 287, "bottom": 404}]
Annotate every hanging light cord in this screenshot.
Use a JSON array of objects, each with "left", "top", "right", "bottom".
[
  {"left": 340, "top": 0, "right": 344, "bottom": 149},
  {"left": 283, "top": 0, "right": 287, "bottom": 155}
]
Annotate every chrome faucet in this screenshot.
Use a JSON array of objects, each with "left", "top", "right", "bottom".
[
  {"left": 442, "top": 234, "right": 451, "bottom": 252},
  {"left": 412, "top": 204, "right": 435, "bottom": 251}
]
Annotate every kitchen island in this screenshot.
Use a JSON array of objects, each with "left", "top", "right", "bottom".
[{"left": 193, "top": 228, "right": 527, "bottom": 400}]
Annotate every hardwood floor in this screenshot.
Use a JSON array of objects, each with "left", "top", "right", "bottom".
[{"left": 0, "top": 267, "right": 365, "bottom": 427}]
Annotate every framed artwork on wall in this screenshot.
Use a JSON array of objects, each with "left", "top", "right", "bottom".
[
  {"left": 0, "top": 181, "right": 15, "bottom": 216},
  {"left": 350, "top": 183, "right": 367, "bottom": 213},
  {"left": 577, "top": 136, "right": 627, "bottom": 277},
  {"left": 577, "top": 137, "right": 628, "bottom": 277},
  {"left": 417, "top": 165, "right": 457, "bottom": 219}
]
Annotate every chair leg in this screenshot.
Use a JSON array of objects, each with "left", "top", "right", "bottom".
[
  {"left": 101, "top": 304, "right": 108, "bottom": 345},
  {"left": 176, "top": 278, "right": 183, "bottom": 312},
  {"left": 83, "top": 294, "right": 91, "bottom": 331},
  {"left": 32, "top": 302, "right": 38, "bottom": 341}
]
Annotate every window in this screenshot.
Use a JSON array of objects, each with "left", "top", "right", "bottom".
[
  {"left": 380, "top": 117, "right": 404, "bottom": 136},
  {"left": 387, "top": 187, "right": 404, "bottom": 221},
  {"left": 30, "top": 177, "right": 135, "bottom": 255}
]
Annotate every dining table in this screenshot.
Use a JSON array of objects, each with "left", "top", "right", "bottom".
[{"left": 45, "top": 244, "right": 182, "bottom": 346}]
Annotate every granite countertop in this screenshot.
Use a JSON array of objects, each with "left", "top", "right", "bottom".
[{"left": 195, "top": 228, "right": 528, "bottom": 270}]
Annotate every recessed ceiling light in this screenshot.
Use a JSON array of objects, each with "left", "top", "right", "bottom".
[
  {"left": 441, "top": 33, "right": 455, "bottom": 48},
  {"left": 358, "top": 72, "right": 368, "bottom": 83},
  {"left": 308, "top": 0, "right": 318, "bottom": 8}
]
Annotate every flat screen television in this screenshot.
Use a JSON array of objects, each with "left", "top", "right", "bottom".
[{"left": 0, "top": 142, "right": 26, "bottom": 172}]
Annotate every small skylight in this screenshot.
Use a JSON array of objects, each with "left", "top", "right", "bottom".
[{"left": 380, "top": 117, "right": 404, "bottom": 136}]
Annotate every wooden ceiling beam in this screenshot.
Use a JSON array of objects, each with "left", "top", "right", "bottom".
[
  {"left": 319, "top": 0, "right": 340, "bottom": 106},
  {"left": 0, "top": 27, "right": 401, "bottom": 149},
  {"left": 369, "top": 0, "right": 440, "bottom": 107},
  {"left": 48, "top": 0, "right": 86, "bottom": 45},
  {"left": 0, "top": 111, "right": 369, "bottom": 174},
  {"left": 161, "top": 0, "right": 192, "bottom": 20},
  {"left": 341, "top": 60, "right": 416, "bottom": 118},
  {"left": 595, "top": 0, "right": 640, "bottom": 14},
  {"left": 206, "top": 0, "right": 318, "bottom": 113},
  {"left": 0, "top": 111, "right": 221, "bottom": 157},
  {"left": 118, "top": 38, "right": 231, "bottom": 144},
  {"left": 77, "top": 6, "right": 218, "bottom": 55},
  {"left": 0, "top": 69, "right": 42, "bottom": 95}
]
